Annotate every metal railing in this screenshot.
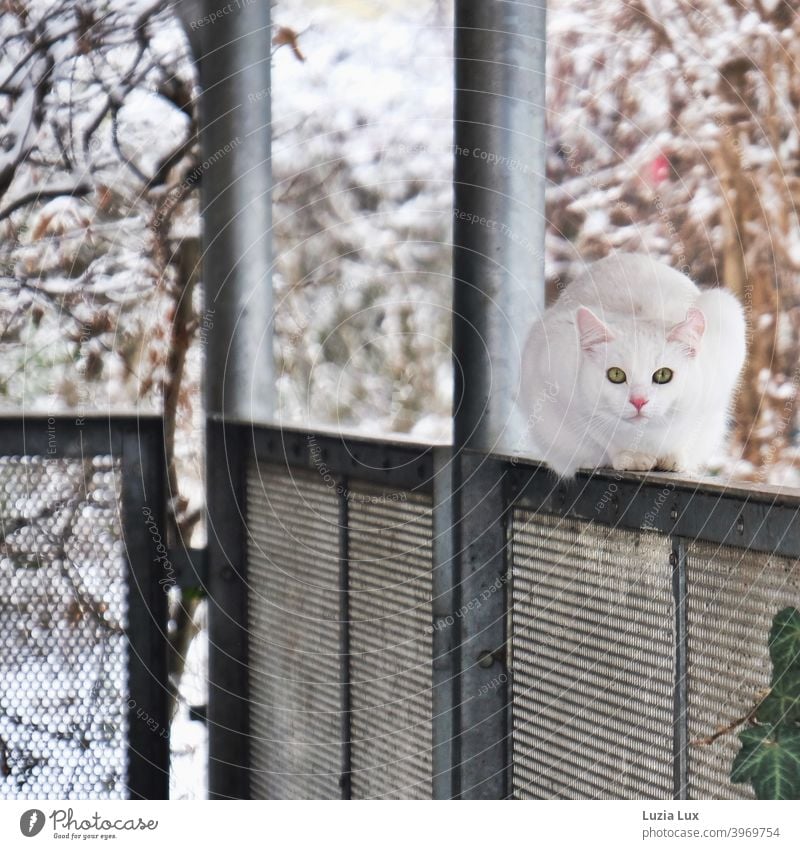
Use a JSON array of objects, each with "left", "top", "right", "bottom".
[
  {"left": 207, "top": 421, "right": 800, "bottom": 799},
  {"left": 0, "top": 416, "right": 170, "bottom": 800}
]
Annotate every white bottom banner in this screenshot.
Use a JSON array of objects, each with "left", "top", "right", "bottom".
[{"left": 0, "top": 800, "right": 797, "bottom": 848}]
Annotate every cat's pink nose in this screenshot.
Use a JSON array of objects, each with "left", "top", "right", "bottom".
[{"left": 630, "top": 396, "right": 649, "bottom": 412}]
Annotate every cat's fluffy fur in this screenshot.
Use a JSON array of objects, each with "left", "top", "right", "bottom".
[{"left": 516, "top": 253, "right": 747, "bottom": 477}]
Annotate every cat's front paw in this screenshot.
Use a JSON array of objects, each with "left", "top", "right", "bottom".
[
  {"left": 611, "top": 450, "right": 657, "bottom": 472},
  {"left": 655, "top": 454, "right": 680, "bottom": 472},
  {"left": 655, "top": 454, "right": 701, "bottom": 474}
]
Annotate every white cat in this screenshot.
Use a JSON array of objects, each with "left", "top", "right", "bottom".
[{"left": 516, "top": 253, "right": 747, "bottom": 477}]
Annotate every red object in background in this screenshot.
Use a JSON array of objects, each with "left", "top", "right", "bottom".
[{"left": 649, "top": 152, "right": 671, "bottom": 185}]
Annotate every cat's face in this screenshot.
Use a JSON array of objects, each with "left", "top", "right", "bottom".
[{"left": 575, "top": 306, "right": 705, "bottom": 426}]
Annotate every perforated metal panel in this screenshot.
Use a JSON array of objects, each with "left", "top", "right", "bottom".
[
  {"left": 686, "top": 541, "right": 800, "bottom": 800},
  {"left": 347, "top": 485, "right": 433, "bottom": 799},
  {"left": 246, "top": 462, "right": 343, "bottom": 799},
  {"left": 510, "top": 510, "right": 675, "bottom": 799},
  {"left": 0, "top": 455, "right": 128, "bottom": 799},
  {"left": 235, "top": 427, "right": 800, "bottom": 801}
]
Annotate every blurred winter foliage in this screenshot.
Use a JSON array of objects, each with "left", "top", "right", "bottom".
[
  {"left": 271, "top": 0, "right": 454, "bottom": 440},
  {"left": 0, "top": 0, "right": 195, "bottom": 409}
]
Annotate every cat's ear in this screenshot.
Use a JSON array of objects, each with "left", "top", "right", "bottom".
[
  {"left": 668, "top": 307, "right": 706, "bottom": 357},
  {"left": 576, "top": 307, "right": 613, "bottom": 352}
]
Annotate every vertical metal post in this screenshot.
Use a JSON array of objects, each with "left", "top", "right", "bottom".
[
  {"left": 672, "top": 538, "right": 689, "bottom": 799},
  {"left": 449, "top": 0, "right": 548, "bottom": 799},
  {"left": 121, "top": 419, "right": 170, "bottom": 799},
  {"left": 338, "top": 481, "right": 352, "bottom": 800},
  {"left": 431, "top": 447, "right": 458, "bottom": 799},
  {"left": 199, "top": 0, "right": 273, "bottom": 421},
  {"left": 206, "top": 419, "right": 250, "bottom": 799},
  {"left": 199, "top": 0, "right": 273, "bottom": 799},
  {"left": 451, "top": 453, "right": 511, "bottom": 799},
  {"left": 453, "top": 0, "right": 547, "bottom": 453}
]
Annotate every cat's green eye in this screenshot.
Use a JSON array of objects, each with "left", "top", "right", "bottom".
[
  {"left": 606, "top": 367, "right": 627, "bottom": 384},
  {"left": 653, "top": 367, "right": 674, "bottom": 384}
]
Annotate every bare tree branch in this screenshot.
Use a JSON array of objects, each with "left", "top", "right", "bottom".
[{"left": 0, "top": 183, "right": 91, "bottom": 222}]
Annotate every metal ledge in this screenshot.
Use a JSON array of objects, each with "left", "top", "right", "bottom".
[
  {"left": 0, "top": 414, "right": 165, "bottom": 459},
  {"left": 233, "top": 423, "right": 800, "bottom": 558},
  {"left": 506, "top": 458, "right": 800, "bottom": 560},
  {"left": 240, "top": 421, "right": 438, "bottom": 494}
]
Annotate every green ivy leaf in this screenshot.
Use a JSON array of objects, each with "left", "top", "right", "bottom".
[
  {"left": 757, "top": 675, "right": 800, "bottom": 725},
  {"left": 768, "top": 607, "right": 800, "bottom": 679},
  {"left": 181, "top": 586, "right": 207, "bottom": 602},
  {"left": 732, "top": 725, "right": 800, "bottom": 800}
]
